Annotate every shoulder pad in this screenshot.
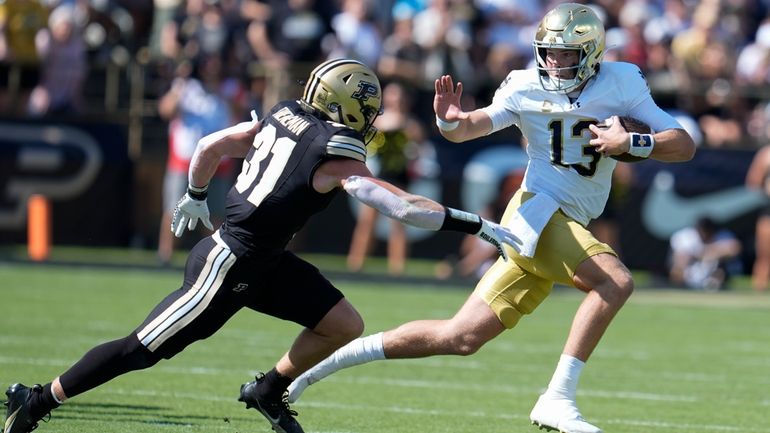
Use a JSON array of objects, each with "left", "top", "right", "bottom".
[{"left": 326, "top": 129, "right": 366, "bottom": 162}]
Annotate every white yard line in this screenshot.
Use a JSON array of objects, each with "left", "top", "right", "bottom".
[{"left": 98, "top": 387, "right": 768, "bottom": 432}]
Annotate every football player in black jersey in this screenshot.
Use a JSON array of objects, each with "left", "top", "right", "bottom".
[{"left": 3, "top": 59, "right": 521, "bottom": 433}]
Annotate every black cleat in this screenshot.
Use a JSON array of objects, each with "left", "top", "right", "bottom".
[
  {"left": 238, "top": 374, "right": 304, "bottom": 433},
  {"left": 3, "top": 384, "right": 45, "bottom": 433}
]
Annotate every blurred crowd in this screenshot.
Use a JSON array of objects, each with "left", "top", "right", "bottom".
[
  {"left": 5, "top": 0, "right": 770, "bottom": 290},
  {"left": 2, "top": 0, "right": 770, "bottom": 149}
]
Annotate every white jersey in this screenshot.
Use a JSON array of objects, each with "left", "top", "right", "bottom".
[{"left": 482, "top": 61, "right": 682, "bottom": 225}]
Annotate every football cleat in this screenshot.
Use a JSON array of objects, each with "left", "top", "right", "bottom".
[
  {"left": 3, "top": 384, "right": 46, "bottom": 433},
  {"left": 529, "top": 393, "right": 602, "bottom": 433},
  {"left": 238, "top": 374, "right": 304, "bottom": 433}
]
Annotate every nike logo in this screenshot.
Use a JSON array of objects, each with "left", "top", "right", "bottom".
[
  {"left": 4, "top": 407, "right": 19, "bottom": 433},
  {"left": 641, "top": 171, "right": 768, "bottom": 238},
  {"left": 256, "top": 401, "right": 281, "bottom": 424}
]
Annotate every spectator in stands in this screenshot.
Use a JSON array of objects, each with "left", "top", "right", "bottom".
[
  {"left": 27, "top": 4, "right": 87, "bottom": 116},
  {"left": 412, "top": 0, "right": 474, "bottom": 91},
  {"left": 244, "top": 0, "right": 332, "bottom": 69},
  {"left": 612, "top": 1, "right": 655, "bottom": 68},
  {"left": 328, "top": 0, "right": 382, "bottom": 67},
  {"left": 347, "top": 81, "right": 425, "bottom": 275},
  {"left": 243, "top": 0, "right": 333, "bottom": 107},
  {"left": 148, "top": 0, "right": 183, "bottom": 59},
  {"left": 745, "top": 144, "right": 770, "bottom": 292},
  {"left": 156, "top": 54, "right": 243, "bottom": 264},
  {"left": 160, "top": 0, "right": 231, "bottom": 62},
  {"left": 668, "top": 217, "right": 742, "bottom": 291},
  {"left": 0, "top": 0, "right": 48, "bottom": 113},
  {"left": 476, "top": 0, "right": 542, "bottom": 55},
  {"left": 735, "top": 19, "right": 770, "bottom": 87},
  {"left": 377, "top": 12, "right": 423, "bottom": 87}
]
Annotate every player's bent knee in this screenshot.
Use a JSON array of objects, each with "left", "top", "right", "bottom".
[
  {"left": 127, "top": 334, "right": 162, "bottom": 369},
  {"left": 315, "top": 301, "right": 365, "bottom": 344},
  {"left": 337, "top": 314, "right": 365, "bottom": 343},
  {"left": 605, "top": 271, "right": 634, "bottom": 305},
  {"left": 619, "top": 276, "right": 634, "bottom": 299}
]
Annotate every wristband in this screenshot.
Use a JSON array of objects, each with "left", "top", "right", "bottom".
[
  {"left": 439, "top": 207, "right": 482, "bottom": 234},
  {"left": 187, "top": 184, "right": 209, "bottom": 200},
  {"left": 436, "top": 116, "right": 460, "bottom": 132},
  {"left": 628, "top": 133, "right": 654, "bottom": 158}
]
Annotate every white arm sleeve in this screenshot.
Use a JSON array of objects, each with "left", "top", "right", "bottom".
[
  {"left": 343, "top": 176, "right": 445, "bottom": 230},
  {"left": 480, "top": 104, "right": 519, "bottom": 134},
  {"left": 627, "top": 96, "right": 682, "bottom": 132}
]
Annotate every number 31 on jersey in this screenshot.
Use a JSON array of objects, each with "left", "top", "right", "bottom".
[{"left": 235, "top": 124, "right": 297, "bottom": 207}]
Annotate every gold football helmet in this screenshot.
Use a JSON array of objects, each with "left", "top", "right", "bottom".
[
  {"left": 301, "top": 59, "right": 383, "bottom": 144},
  {"left": 533, "top": 3, "right": 605, "bottom": 94}
]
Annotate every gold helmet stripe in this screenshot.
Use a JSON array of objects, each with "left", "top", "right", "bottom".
[
  {"left": 304, "top": 59, "right": 364, "bottom": 107},
  {"left": 326, "top": 134, "right": 366, "bottom": 162}
]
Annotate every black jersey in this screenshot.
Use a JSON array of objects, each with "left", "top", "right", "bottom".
[{"left": 219, "top": 100, "right": 367, "bottom": 258}]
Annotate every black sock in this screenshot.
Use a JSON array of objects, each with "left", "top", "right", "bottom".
[
  {"left": 29, "top": 383, "right": 60, "bottom": 420},
  {"left": 258, "top": 368, "right": 293, "bottom": 401}
]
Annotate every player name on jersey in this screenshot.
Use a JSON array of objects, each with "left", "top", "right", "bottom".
[{"left": 273, "top": 107, "right": 312, "bottom": 135}]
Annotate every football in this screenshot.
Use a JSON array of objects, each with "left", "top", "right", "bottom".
[{"left": 598, "top": 116, "right": 652, "bottom": 163}]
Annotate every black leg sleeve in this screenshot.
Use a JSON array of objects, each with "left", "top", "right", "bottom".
[{"left": 58, "top": 332, "right": 161, "bottom": 398}]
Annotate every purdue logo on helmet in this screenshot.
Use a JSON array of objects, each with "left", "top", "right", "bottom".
[
  {"left": 352, "top": 81, "right": 379, "bottom": 102},
  {"left": 302, "top": 59, "right": 383, "bottom": 142},
  {"left": 533, "top": 3, "right": 605, "bottom": 94}
]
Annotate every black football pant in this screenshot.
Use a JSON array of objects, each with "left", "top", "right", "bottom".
[{"left": 58, "top": 235, "right": 343, "bottom": 398}]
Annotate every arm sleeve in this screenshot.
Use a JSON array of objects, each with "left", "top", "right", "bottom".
[
  {"left": 623, "top": 64, "right": 682, "bottom": 132},
  {"left": 627, "top": 97, "right": 683, "bottom": 132},
  {"left": 480, "top": 104, "right": 519, "bottom": 134},
  {"left": 343, "top": 176, "right": 445, "bottom": 230},
  {"left": 479, "top": 70, "right": 522, "bottom": 134}
]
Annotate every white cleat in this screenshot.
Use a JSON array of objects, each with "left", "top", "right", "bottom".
[{"left": 529, "top": 394, "right": 602, "bottom": 433}]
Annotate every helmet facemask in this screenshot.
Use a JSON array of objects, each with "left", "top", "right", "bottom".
[
  {"left": 533, "top": 3, "right": 605, "bottom": 94},
  {"left": 534, "top": 44, "right": 596, "bottom": 94}
]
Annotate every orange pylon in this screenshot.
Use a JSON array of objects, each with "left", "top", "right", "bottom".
[{"left": 28, "top": 194, "right": 51, "bottom": 261}]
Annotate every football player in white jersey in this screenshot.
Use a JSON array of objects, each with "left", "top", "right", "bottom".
[{"left": 285, "top": 4, "right": 695, "bottom": 433}]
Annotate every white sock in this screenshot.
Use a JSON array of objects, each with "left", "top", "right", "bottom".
[
  {"left": 326, "top": 332, "right": 385, "bottom": 371},
  {"left": 287, "top": 332, "right": 384, "bottom": 402},
  {"left": 544, "top": 354, "right": 585, "bottom": 400}
]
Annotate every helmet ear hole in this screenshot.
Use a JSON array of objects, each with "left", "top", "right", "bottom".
[{"left": 346, "top": 114, "right": 358, "bottom": 123}]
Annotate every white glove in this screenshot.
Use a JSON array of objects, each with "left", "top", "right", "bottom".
[
  {"left": 171, "top": 192, "right": 214, "bottom": 237},
  {"left": 476, "top": 218, "right": 521, "bottom": 262}
]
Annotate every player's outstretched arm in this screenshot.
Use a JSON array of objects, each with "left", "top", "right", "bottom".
[{"left": 342, "top": 175, "right": 519, "bottom": 260}]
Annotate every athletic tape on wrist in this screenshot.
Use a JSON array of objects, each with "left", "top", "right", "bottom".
[
  {"left": 439, "top": 207, "right": 482, "bottom": 234},
  {"left": 436, "top": 116, "right": 460, "bottom": 132},
  {"left": 187, "top": 184, "right": 209, "bottom": 200},
  {"left": 628, "top": 133, "right": 654, "bottom": 158}
]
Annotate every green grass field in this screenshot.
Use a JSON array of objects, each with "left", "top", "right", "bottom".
[{"left": 1, "top": 261, "right": 769, "bottom": 433}]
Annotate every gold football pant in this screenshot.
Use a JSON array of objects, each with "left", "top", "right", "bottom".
[{"left": 476, "top": 190, "right": 617, "bottom": 328}]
